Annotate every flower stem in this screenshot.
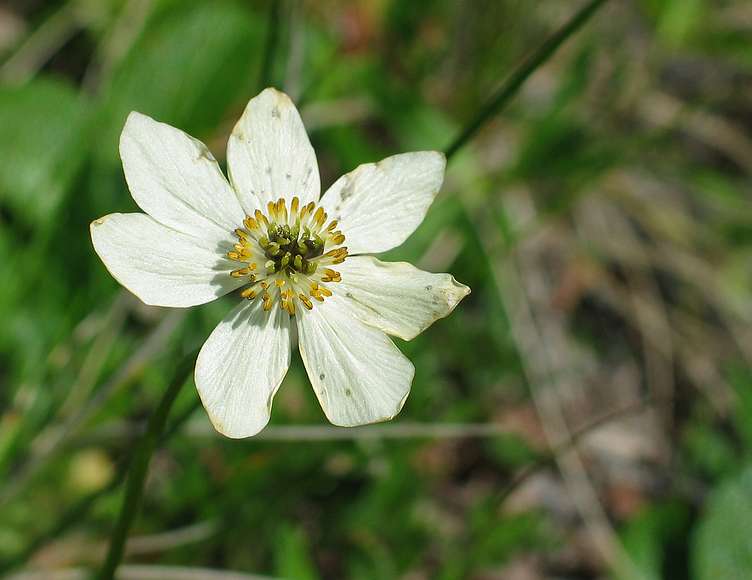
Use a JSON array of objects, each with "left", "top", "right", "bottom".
[
  {"left": 0, "top": 399, "right": 201, "bottom": 576},
  {"left": 93, "top": 348, "right": 198, "bottom": 580},
  {"left": 443, "top": 0, "right": 611, "bottom": 161}
]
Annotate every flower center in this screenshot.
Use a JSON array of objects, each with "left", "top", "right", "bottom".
[{"left": 226, "top": 196, "right": 348, "bottom": 316}]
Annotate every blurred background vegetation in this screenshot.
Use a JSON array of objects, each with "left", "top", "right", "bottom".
[{"left": 1, "top": 0, "right": 752, "bottom": 578}]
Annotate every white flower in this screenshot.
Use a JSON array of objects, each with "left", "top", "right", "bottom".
[{"left": 90, "top": 88, "right": 470, "bottom": 438}]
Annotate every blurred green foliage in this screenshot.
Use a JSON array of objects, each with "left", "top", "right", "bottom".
[
  {"left": 1, "top": 0, "right": 751, "bottom": 578},
  {"left": 693, "top": 467, "right": 752, "bottom": 580}
]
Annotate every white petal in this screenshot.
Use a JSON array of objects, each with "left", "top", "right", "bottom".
[
  {"left": 120, "top": 112, "right": 245, "bottom": 241},
  {"left": 195, "top": 299, "right": 291, "bottom": 438},
  {"left": 319, "top": 151, "right": 445, "bottom": 255},
  {"left": 227, "top": 88, "right": 320, "bottom": 214},
  {"left": 296, "top": 296, "right": 414, "bottom": 427},
  {"left": 334, "top": 256, "right": 470, "bottom": 340},
  {"left": 90, "top": 213, "right": 243, "bottom": 307}
]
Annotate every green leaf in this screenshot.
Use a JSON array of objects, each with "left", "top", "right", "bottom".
[
  {"left": 682, "top": 422, "right": 738, "bottom": 479},
  {"left": 0, "top": 78, "right": 89, "bottom": 223},
  {"left": 95, "top": 1, "right": 263, "bottom": 166},
  {"left": 274, "top": 524, "right": 320, "bottom": 580},
  {"left": 656, "top": 0, "right": 704, "bottom": 47},
  {"left": 728, "top": 366, "right": 752, "bottom": 453},
  {"left": 618, "top": 501, "right": 691, "bottom": 580},
  {"left": 693, "top": 466, "right": 752, "bottom": 580}
]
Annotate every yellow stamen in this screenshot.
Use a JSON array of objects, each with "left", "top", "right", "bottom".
[
  {"left": 323, "top": 268, "right": 341, "bottom": 282},
  {"left": 313, "top": 207, "right": 326, "bottom": 227},
  {"left": 240, "top": 287, "right": 256, "bottom": 299},
  {"left": 254, "top": 209, "right": 269, "bottom": 228},
  {"left": 227, "top": 198, "right": 348, "bottom": 315},
  {"left": 299, "top": 294, "right": 313, "bottom": 310}
]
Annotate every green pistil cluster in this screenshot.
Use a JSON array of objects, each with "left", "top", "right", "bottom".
[{"left": 259, "top": 224, "right": 324, "bottom": 275}]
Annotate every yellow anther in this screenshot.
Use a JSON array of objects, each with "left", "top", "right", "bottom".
[
  {"left": 324, "top": 268, "right": 341, "bottom": 282},
  {"left": 227, "top": 251, "right": 241, "bottom": 260},
  {"left": 326, "top": 220, "right": 338, "bottom": 232},
  {"left": 331, "top": 233, "right": 345, "bottom": 245},
  {"left": 262, "top": 291, "right": 273, "bottom": 311},
  {"left": 299, "top": 294, "right": 313, "bottom": 310},
  {"left": 275, "top": 278, "right": 285, "bottom": 287},
  {"left": 254, "top": 209, "right": 269, "bottom": 227},
  {"left": 240, "top": 287, "right": 256, "bottom": 299},
  {"left": 324, "top": 247, "right": 348, "bottom": 263},
  {"left": 313, "top": 206, "right": 326, "bottom": 227},
  {"left": 234, "top": 246, "right": 252, "bottom": 258},
  {"left": 290, "top": 196, "right": 299, "bottom": 216},
  {"left": 320, "top": 286, "right": 332, "bottom": 297}
]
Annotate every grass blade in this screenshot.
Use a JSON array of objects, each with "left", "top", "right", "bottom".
[{"left": 444, "top": 0, "right": 611, "bottom": 160}]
